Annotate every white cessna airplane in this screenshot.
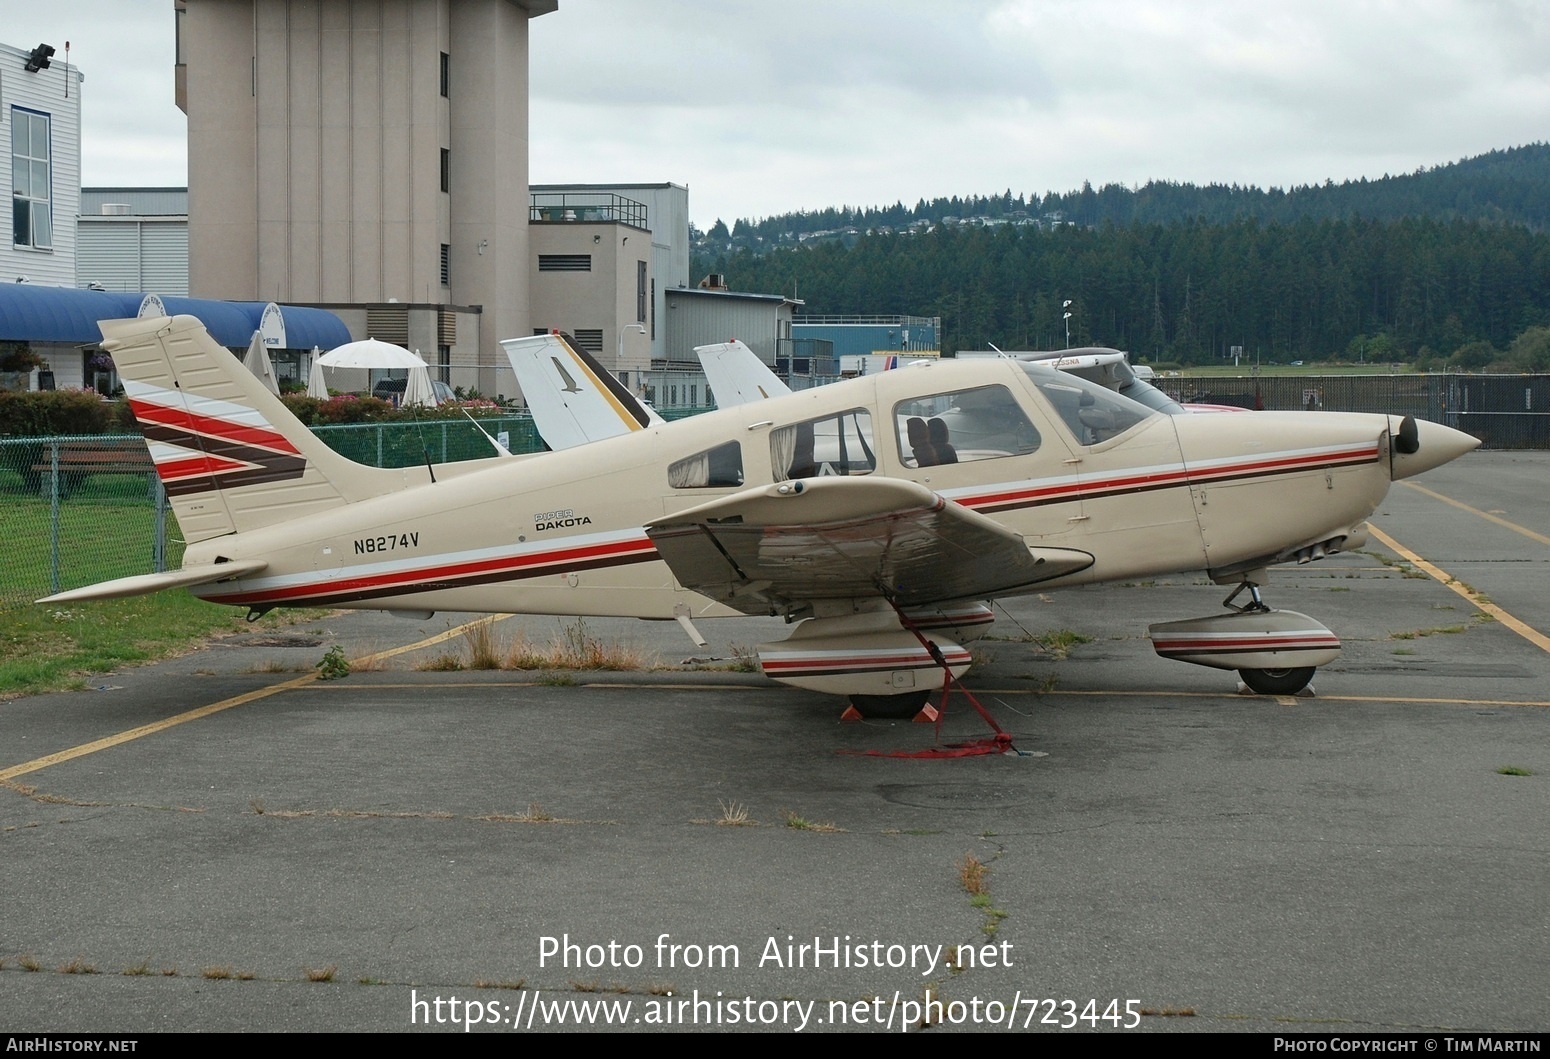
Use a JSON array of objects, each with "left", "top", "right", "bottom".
[{"left": 43, "top": 315, "right": 1477, "bottom": 716}]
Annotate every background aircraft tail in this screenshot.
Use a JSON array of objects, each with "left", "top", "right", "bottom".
[
  {"left": 101, "top": 315, "right": 398, "bottom": 544},
  {"left": 501, "top": 330, "right": 662, "bottom": 450},
  {"left": 695, "top": 340, "right": 792, "bottom": 407}
]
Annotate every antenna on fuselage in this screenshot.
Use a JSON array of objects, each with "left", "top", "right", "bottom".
[{"left": 461, "top": 408, "right": 514, "bottom": 457}]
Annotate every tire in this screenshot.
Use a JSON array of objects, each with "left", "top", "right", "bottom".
[
  {"left": 1237, "top": 666, "right": 1316, "bottom": 695},
  {"left": 847, "top": 690, "right": 932, "bottom": 718}
]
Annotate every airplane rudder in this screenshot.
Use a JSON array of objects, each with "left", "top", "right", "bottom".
[{"left": 101, "top": 315, "right": 361, "bottom": 539}]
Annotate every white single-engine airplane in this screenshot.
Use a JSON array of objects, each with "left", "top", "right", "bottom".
[{"left": 43, "top": 315, "right": 1478, "bottom": 716}]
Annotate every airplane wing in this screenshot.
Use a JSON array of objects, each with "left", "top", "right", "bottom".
[
  {"left": 500, "top": 332, "right": 664, "bottom": 450},
  {"left": 646, "top": 477, "right": 1092, "bottom": 615},
  {"left": 695, "top": 340, "right": 792, "bottom": 408},
  {"left": 37, "top": 559, "right": 269, "bottom": 604}
]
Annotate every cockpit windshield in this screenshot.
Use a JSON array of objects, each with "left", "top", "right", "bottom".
[{"left": 1017, "top": 363, "right": 1158, "bottom": 445}]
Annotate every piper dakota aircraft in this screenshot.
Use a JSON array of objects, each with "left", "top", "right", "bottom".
[{"left": 44, "top": 315, "right": 1477, "bottom": 717}]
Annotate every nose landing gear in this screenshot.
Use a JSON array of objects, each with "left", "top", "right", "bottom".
[{"left": 1149, "top": 579, "right": 1340, "bottom": 696}]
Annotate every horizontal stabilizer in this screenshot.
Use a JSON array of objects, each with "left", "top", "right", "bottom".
[{"left": 38, "top": 559, "right": 269, "bottom": 604}]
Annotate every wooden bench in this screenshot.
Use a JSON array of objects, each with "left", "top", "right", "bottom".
[{"left": 30, "top": 439, "right": 156, "bottom": 498}]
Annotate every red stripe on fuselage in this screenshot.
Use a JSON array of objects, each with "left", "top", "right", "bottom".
[
  {"left": 960, "top": 445, "right": 1380, "bottom": 514},
  {"left": 207, "top": 537, "right": 659, "bottom": 607}
]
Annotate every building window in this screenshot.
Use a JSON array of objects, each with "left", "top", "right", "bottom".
[
  {"left": 440, "top": 148, "right": 449, "bottom": 193},
  {"left": 440, "top": 52, "right": 450, "bottom": 98},
  {"left": 650, "top": 279, "right": 656, "bottom": 340},
  {"left": 537, "top": 255, "right": 591, "bottom": 272},
  {"left": 437, "top": 345, "right": 451, "bottom": 385},
  {"left": 440, "top": 244, "right": 450, "bottom": 286},
  {"left": 637, "top": 260, "right": 647, "bottom": 323},
  {"left": 572, "top": 329, "right": 603, "bottom": 352},
  {"left": 11, "top": 108, "right": 52, "bottom": 250}
]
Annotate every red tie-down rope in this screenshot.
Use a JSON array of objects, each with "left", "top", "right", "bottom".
[{"left": 842, "top": 603, "right": 1015, "bottom": 759}]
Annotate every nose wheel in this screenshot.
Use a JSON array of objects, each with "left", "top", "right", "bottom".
[
  {"left": 1222, "top": 582, "right": 1320, "bottom": 695},
  {"left": 1237, "top": 666, "right": 1316, "bottom": 696},
  {"left": 1151, "top": 578, "right": 1339, "bottom": 696}
]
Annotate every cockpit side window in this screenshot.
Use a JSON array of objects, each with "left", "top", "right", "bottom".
[
  {"left": 771, "top": 409, "right": 875, "bottom": 481},
  {"left": 893, "top": 385, "right": 1041, "bottom": 467},
  {"left": 669, "top": 441, "right": 743, "bottom": 488},
  {"left": 1019, "top": 365, "right": 1155, "bottom": 445}
]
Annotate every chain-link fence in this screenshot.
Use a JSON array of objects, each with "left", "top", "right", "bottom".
[
  {"left": 1157, "top": 373, "right": 1550, "bottom": 448},
  {"left": 309, "top": 415, "right": 544, "bottom": 468},
  {"left": 5, "top": 373, "right": 1546, "bottom": 602},
  {"left": 1, "top": 435, "right": 180, "bottom": 604},
  {"left": 0, "top": 413, "right": 711, "bottom": 603}
]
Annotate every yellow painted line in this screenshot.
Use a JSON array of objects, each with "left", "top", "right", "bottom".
[
  {"left": 0, "top": 615, "right": 511, "bottom": 783},
  {"left": 971, "top": 688, "right": 1550, "bottom": 708},
  {"left": 1366, "top": 524, "right": 1550, "bottom": 654},
  {"left": 300, "top": 682, "right": 777, "bottom": 692},
  {"left": 1399, "top": 480, "right": 1550, "bottom": 548},
  {"left": 299, "top": 688, "right": 1550, "bottom": 713},
  {"left": 1315, "top": 694, "right": 1550, "bottom": 708}
]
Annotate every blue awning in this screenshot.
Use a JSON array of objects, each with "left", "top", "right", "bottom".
[
  {"left": 0, "top": 286, "right": 142, "bottom": 343},
  {"left": 227, "top": 301, "right": 353, "bottom": 351},
  {"left": 155, "top": 297, "right": 257, "bottom": 347},
  {"left": 0, "top": 285, "right": 351, "bottom": 349}
]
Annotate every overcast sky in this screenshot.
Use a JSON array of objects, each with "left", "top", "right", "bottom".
[{"left": 4, "top": 1, "right": 1547, "bottom": 228}]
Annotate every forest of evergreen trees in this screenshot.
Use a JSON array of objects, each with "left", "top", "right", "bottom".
[{"left": 693, "top": 145, "right": 1550, "bottom": 369}]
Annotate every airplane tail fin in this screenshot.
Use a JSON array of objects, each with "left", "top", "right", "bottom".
[
  {"left": 695, "top": 340, "right": 792, "bottom": 407},
  {"left": 501, "top": 330, "right": 662, "bottom": 451},
  {"left": 102, "top": 314, "right": 395, "bottom": 544}
]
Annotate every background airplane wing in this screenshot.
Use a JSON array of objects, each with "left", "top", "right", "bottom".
[
  {"left": 501, "top": 332, "right": 664, "bottom": 450},
  {"left": 646, "top": 477, "right": 1092, "bottom": 615},
  {"left": 695, "top": 340, "right": 792, "bottom": 407}
]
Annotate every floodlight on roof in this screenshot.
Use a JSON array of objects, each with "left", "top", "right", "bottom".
[{"left": 24, "top": 44, "right": 55, "bottom": 73}]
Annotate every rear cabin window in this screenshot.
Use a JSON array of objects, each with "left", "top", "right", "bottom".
[
  {"left": 771, "top": 410, "right": 875, "bottom": 481},
  {"left": 668, "top": 441, "right": 743, "bottom": 488},
  {"left": 894, "top": 385, "right": 1041, "bottom": 467}
]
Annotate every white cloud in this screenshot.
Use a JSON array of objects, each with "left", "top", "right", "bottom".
[
  {"left": 0, "top": 1, "right": 187, "bottom": 186},
  {"left": 3, "top": 1, "right": 1546, "bottom": 224}
]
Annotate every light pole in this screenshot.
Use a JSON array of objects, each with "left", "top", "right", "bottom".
[{"left": 1062, "top": 300, "right": 1073, "bottom": 349}]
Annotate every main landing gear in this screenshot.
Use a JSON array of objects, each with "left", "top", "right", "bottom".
[
  {"left": 846, "top": 690, "right": 933, "bottom": 719},
  {"left": 1148, "top": 579, "right": 1342, "bottom": 696}
]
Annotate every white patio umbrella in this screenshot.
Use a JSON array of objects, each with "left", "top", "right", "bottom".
[
  {"left": 241, "top": 329, "right": 281, "bottom": 395},
  {"left": 306, "top": 347, "right": 328, "bottom": 398},
  {"left": 311, "top": 338, "right": 428, "bottom": 403},
  {"left": 315, "top": 338, "right": 426, "bottom": 370},
  {"left": 402, "top": 362, "right": 439, "bottom": 407}
]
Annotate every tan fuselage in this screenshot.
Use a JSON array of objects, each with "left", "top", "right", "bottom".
[{"left": 187, "top": 358, "right": 1420, "bottom": 620}]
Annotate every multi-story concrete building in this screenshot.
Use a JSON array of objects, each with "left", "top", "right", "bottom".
[
  {"left": 3, "top": 40, "right": 81, "bottom": 289},
  {"left": 527, "top": 188, "right": 654, "bottom": 389},
  {"left": 530, "top": 182, "right": 688, "bottom": 365},
  {"left": 176, "top": 0, "right": 555, "bottom": 392}
]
